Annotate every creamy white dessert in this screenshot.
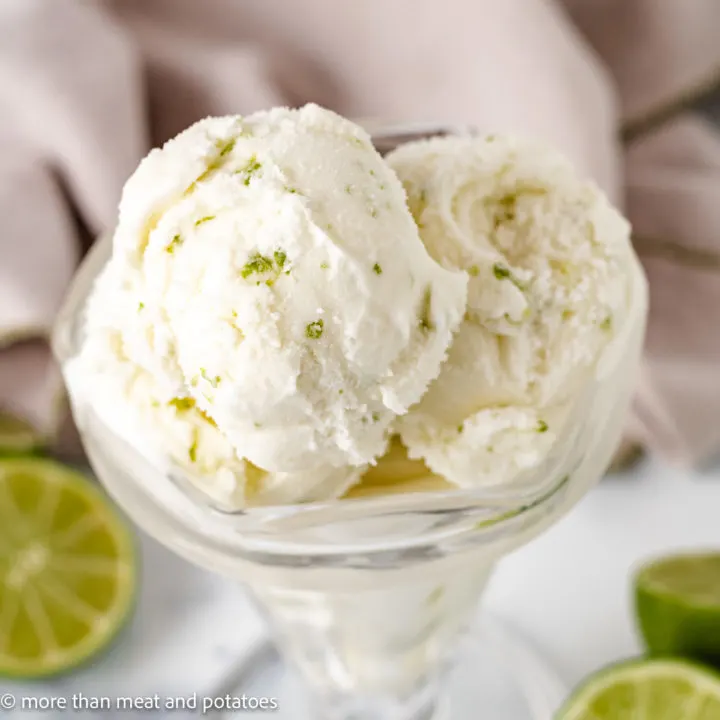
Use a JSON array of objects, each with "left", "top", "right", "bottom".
[
  {"left": 66, "top": 105, "right": 637, "bottom": 508},
  {"left": 66, "top": 105, "right": 468, "bottom": 507},
  {"left": 387, "top": 135, "right": 634, "bottom": 489}
]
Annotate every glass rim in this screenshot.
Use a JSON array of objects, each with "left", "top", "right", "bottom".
[{"left": 51, "top": 124, "right": 648, "bottom": 559}]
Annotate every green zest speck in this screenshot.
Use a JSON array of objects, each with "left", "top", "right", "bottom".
[
  {"left": 457, "top": 423, "right": 464, "bottom": 433},
  {"left": 419, "top": 286, "right": 434, "bottom": 332},
  {"left": 138, "top": 302, "right": 144, "bottom": 311},
  {"left": 371, "top": 412, "right": 380, "bottom": 422},
  {"left": 166, "top": 234, "right": 183, "bottom": 253},
  {"left": 493, "top": 263, "right": 511, "bottom": 280},
  {"left": 236, "top": 154, "right": 262, "bottom": 186},
  {"left": 468, "top": 265, "right": 479, "bottom": 277},
  {"left": 218, "top": 138, "right": 236, "bottom": 157},
  {"left": 284, "top": 186, "right": 299, "bottom": 194},
  {"left": 493, "top": 263, "right": 525, "bottom": 291},
  {"left": 601, "top": 315, "right": 613, "bottom": 331},
  {"left": 169, "top": 397, "right": 196, "bottom": 412},
  {"left": 195, "top": 215, "right": 215, "bottom": 227},
  {"left": 345, "top": 184, "right": 353, "bottom": 194},
  {"left": 536, "top": 420, "right": 548, "bottom": 433},
  {"left": 241, "top": 252, "right": 274, "bottom": 278},
  {"left": 409, "top": 188, "right": 429, "bottom": 229},
  {"left": 320, "top": 262, "right": 329, "bottom": 270},
  {"left": 241, "top": 249, "right": 288, "bottom": 281},
  {"left": 305, "top": 319, "right": 324, "bottom": 340},
  {"left": 373, "top": 263, "right": 382, "bottom": 275},
  {"left": 201, "top": 368, "right": 221, "bottom": 388},
  {"left": 188, "top": 432, "right": 198, "bottom": 463}
]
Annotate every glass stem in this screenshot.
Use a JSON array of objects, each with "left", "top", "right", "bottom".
[{"left": 246, "top": 551, "right": 494, "bottom": 720}]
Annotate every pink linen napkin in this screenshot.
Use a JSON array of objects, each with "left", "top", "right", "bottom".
[{"left": 1, "top": 0, "right": 718, "bottom": 469}]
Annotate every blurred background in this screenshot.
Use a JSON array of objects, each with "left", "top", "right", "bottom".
[
  {"left": 0, "top": 0, "right": 719, "bottom": 713},
  {"left": 2, "top": 0, "right": 720, "bottom": 472}
]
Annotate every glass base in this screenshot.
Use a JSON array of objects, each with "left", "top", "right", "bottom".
[{"left": 205, "top": 614, "right": 567, "bottom": 720}]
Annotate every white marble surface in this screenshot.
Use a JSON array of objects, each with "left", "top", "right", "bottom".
[{"left": 2, "top": 455, "right": 719, "bottom": 718}]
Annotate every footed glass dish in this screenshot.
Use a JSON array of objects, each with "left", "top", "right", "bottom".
[{"left": 52, "top": 126, "right": 648, "bottom": 720}]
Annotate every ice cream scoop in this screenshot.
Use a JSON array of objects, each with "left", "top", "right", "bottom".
[
  {"left": 66, "top": 105, "right": 468, "bottom": 506},
  {"left": 387, "top": 135, "right": 635, "bottom": 488}
]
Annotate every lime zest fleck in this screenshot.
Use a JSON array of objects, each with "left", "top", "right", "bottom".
[
  {"left": 169, "top": 397, "right": 195, "bottom": 412},
  {"left": 407, "top": 186, "right": 428, "bottom": 229},
  {"left": 370, "top": 208, "right": 378, "bottom": 218},
  {"left": 197, "top": 408, "right": 217, "bottom": 427},
  {"left": 166, "top": 233, "right": 183, "bottom": 253},
  {"left": 457, "top": 423, "right": 464, "bottom": 433},
  {"left": 274, "top": 250, "right": 287, "bottom": 269},
  {"left": 305, "top": 319, "right": 324, "bottom": 340},
  {"left": 188, "top": 430, "right": 198, "bottom": 463},
  {"left": 241, "top": 249, "right": 288, "bottom": 281},
  {"left": 284, "top": 186, "right": 299, "bottom": 194},
  {"left": 240, "top": 252, "right": 274, "bottom": 278},
  {"left": 536, "top": 420, "right": 548, "bottom": 433},
  {"left": 371, "top": 412, "right": 380, "bottom": 423},
  {"left": 600, "top": 315, "right": 613, "bottom": 331},
  {"left": 235, "top": 154, "right": 262, "bottom": 186},
  {"left": 468, "top": 265, "right": 479, "bottom": 277},
  {"left": 138, "top": 302, "right": 144, "bottom": 311},
  {"left": 320, "top": 262, "right": 329, "bottom": 270},
  {"left": 369, "top": 169, "right": 376, "bottom": 177},
  {"left": 345, "top": 184, "right": 353, "bottom": 194},
  {"left": 373, "top": 263, "right": 382, "bottom": 275},
  {"left": 217, "top": 138, "right": 236, "bottom": 157},
  {"left": 493, "top": 263, "right": 511, "bottom": 280},
  {"left": 496, "top": 193, "right": 517, "bottom": 223},
  {"left": 493, "top": 262, "right": 525, "bottom": 291},
  {"left": 195, "top": 215, "right": 215, "bottom": 227},
  {"left": 503, "top": 312, "right": 526, "bottom": 327},
  {"left": 419, "top": 285, "right": 434, "bottom": 332},
  {"left": 200, "top": 368, "right": 221, "bottom": 388}
]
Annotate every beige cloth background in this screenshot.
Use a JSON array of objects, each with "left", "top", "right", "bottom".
[{"left": 1, "top": 0, "right": 719, "bottom": 467}]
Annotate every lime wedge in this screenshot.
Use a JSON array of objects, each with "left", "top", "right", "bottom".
[
  {"left": 0, "top": 411, "right": 41, "bottom": 456},
  {"left": 635, "top": 552, "right": 720, "bottom": 665},
  {"left": 0, "top": 458, "right": 137, "bottom": 678},
  {"left": 556, "top": 658, "right": 720, "bottom": 719}
]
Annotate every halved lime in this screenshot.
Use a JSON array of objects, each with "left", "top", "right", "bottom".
[
  {"left": 0, "top": 458, "right": 137, "bottom": 677},
  {"left": 0, "top": 411, "right": 41, "bottom": 456},
  {"left": 556, "top": 658, "right": 720, "bottom": 719},
  {"left": 635, "top": 552, "right": 720, "bottom": 665}
]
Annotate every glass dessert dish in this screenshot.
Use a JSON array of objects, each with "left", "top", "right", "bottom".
[{"left": 52, "top": 126, "right": 648, "bottom": 720}]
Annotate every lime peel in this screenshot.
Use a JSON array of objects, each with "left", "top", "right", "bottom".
[{"left": 557, "top": 657, "right": 720, "bottom": 720}]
